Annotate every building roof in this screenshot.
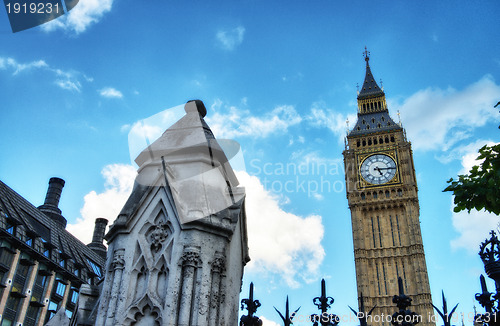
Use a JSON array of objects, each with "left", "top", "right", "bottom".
[
  {"left": 349, "top": 48, "right": 402, "bottom": 137},
  {"left": 348, "top": 111, "right": 401, "bottom": 136},
  {"left": 0, "top": 180, "right": 105, "bottom": 278},
  {"left": 358, "top": 63, "right": 385, "bottom": 99}
]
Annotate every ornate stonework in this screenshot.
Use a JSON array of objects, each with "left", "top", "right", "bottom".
[{"left": 93, "top": 100, "right": 249, "bottom": 326}]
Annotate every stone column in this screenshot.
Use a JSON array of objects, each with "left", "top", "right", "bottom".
[
  {"left": 105, "top": 249, "right": 125, "bottom": 326},
  {"left": 209, "top": 257, "right": 225, "bottom": 326},
  {"left": 177, "top": 250, "right": 200, "bottom": 326},
  {"left": 36, "top": 271, "right": 56, "bottom": 326},
  {"left": 0, "top": 248, "right": 20, "bottom": 314},
  {"left": 15, "top": 260, "right": 39, "bottom": 323},
  {"left": 60, "top": 280, "right": 71, "bottom": 310}
]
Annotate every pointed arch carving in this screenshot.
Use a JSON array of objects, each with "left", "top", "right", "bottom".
[
  {"left": 123, "top": 295, "right": 162, "bottom": 326},
  {"left": 122, "top": 195, "right": 178, "bottom": 321}
]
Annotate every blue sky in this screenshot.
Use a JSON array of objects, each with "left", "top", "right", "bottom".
[{"left": 1, "top": 1, "right": 500, "bottom": 325}]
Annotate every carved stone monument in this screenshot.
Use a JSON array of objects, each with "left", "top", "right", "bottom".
[{"left": 94, "top": 100, "right": 249, "bottom": 326}]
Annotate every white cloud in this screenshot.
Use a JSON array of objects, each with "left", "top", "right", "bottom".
[
  {"left": 260, "top": 316, "right": 280, "bottom": 326},
  {"left": 216, "top": 26, "right": 245, "bottom": 50},
  {"left": 42, "top": 0, "right": 114, "bottom": 34},
  {"left": 99, "top": 87, "right": 123, "bottom": 98},
  {"left": 237, "top": 171, "right": 325, "bottom": 288},
  {"left": 56, "top": 79, "right": 82, "bottom": 92},
  {"left": 448, "top": 140, "right": 500, "bottom": 252},
  {"left": 312, "top": 192, "right": 324, "bottom": 201},
  {"left": 392, "top": 75, "right": 500, "bottom": 151},
  {"left": 206, "top": 101, "right": 302, "bottom": 139},
  {"left": 67, "top": 164, "right": 137, "bottom": 243},
  {"left": 0, "top": 56, "right": 88, "bottom": 92},
  {"left": 306, "top": 101, "right": 357, "bottom": 143},
  {"left": 437, "top": 139, "right": 498, "bottom": 172},
  {"left": 0, "top": 57, "right": 48, "bottom": 74},
  {"left": 450, "top": 203, "right": 498, "bottom": 253}
]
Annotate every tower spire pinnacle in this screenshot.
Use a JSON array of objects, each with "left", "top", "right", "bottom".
[{"left": 363, "top": 46, "right": 370, "bottom": 66}]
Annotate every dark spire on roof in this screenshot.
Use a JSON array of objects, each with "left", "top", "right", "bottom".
[{"left": 358, "top": 47, "right": 384, "bottom": 99}]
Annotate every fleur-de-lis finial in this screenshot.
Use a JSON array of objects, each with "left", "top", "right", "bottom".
[
  {"left": 240, "top": 282, "right": 263, "bottom": 326},
  {"left": 311, "top": 279, "right": 338, "bottom": 326}
]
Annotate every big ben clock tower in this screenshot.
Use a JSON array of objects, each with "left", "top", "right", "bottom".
[{"left": 343, "top": 49, "right": 434, "bottom": 326}]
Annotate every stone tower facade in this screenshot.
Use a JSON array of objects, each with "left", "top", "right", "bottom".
[
  {"left": 343, "top": 50, "right": 433, "bottom": 326},
  {"left": 95, "top": 100, "right": 249, "bottom": 326}
]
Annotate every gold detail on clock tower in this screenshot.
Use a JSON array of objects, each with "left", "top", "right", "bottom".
[{"left": 343, "top": 49, "right": 434, "bottom": 326}]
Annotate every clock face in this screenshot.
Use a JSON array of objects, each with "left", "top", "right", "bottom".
[{"left": 360, "top": 154, "right": 397, "bottom": 185}]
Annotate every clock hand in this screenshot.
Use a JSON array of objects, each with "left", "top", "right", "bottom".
[
  {"left": 378, "top": 167, "right": 394, "bottom": 170},
  {"left": 374, "top": 167, "right": 383, "bottom": 175}
]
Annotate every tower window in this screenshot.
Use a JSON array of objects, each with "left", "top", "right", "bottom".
[
  {"left": 385, "top": 137, "right": 389, "bottom": 143},
  {"left": 373, "top": 192, "right": 378, "bottom": 199},
  {"left": 357, "top": 140, "right": 360, "bottom": 147},
  {"left": 371, "top": 118, "right": 375, "bottom": 124},
  {"left": 387, "top": 121, "right": 391, "bottom": 126},
  {"left": 397, "top": 189, "right": 403, "bottom": 197},
  {"left": 376, "top": 262, "right": 382, "bottom": 295},
  {"left": 391, "top": 136, "right": 395, "bottom": 142},
  {"left": 378, "top": 123, "right": 381, "bottom": 128},
  {"left": 362, "top": 119, "right": 366, "bottom": 124},
  {"left": 362, "top": 140, "right": 366, "bottom": 146},
  {"left": 366, "top": 125, "right": 370, "bottom": 130},
  {"left": 368, "top": 139, "right": 372, "bottom": 146},
  {"left": 381, "top": 116, "right": 385, "bottom": 122},
  {"left": 382, "top": 262, "right": 388, "bottom": 294},
  {"left": 401, "top": 262, "right": 408, "bottom": 292},
  {"left": 390, "top": 215, "right": 396, "bottom": 246},
  {"left": 377, "top": 216, "right": 383, "bottom": 247},
  {"left": 361, "top": 193, "right": 366, "bottom": 200},
  {"left": 374, "top": 138, "right": 378, "bottom": 145},
  {"left": 371, "top": 217, "right": 376, "bottom": 248},
  {"left": 396, "top": 215, "right": 401, "bottom": 245},
  {"left": 385, "top": 190, "right": 390, "bottom": 198}
]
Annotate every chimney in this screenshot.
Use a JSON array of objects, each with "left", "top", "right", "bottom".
[
  {"left": 38, "top": 177, "right": 67, "bottom": 228},
  {"left": 87, "top": 218, "right": 108, "bottom": 259}
]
